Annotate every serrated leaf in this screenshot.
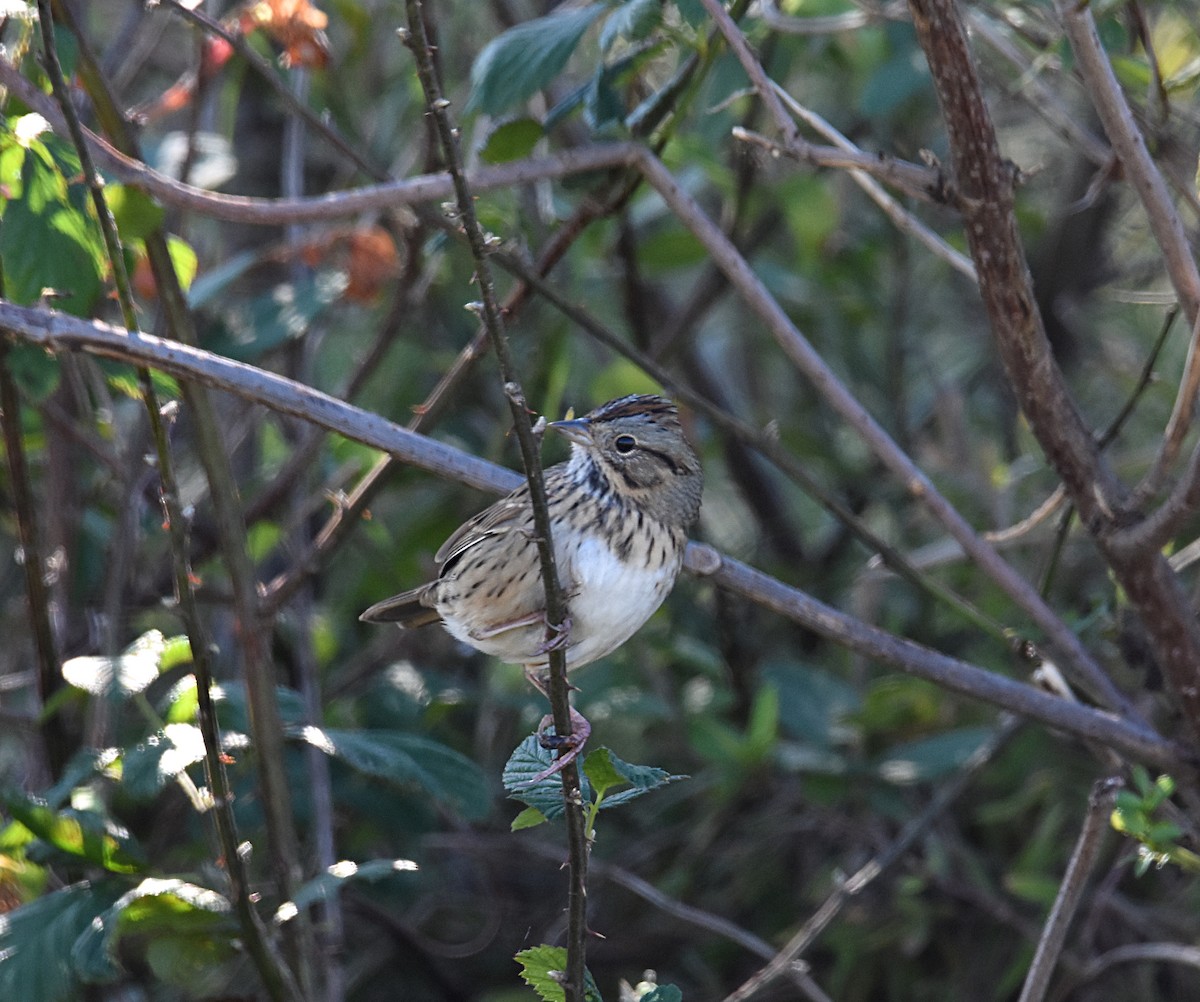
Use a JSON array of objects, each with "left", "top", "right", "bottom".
[
  {"left": 593, "top": 749, "right": 685, "bottom": 809},
  {"left": 293, "top": 726, "right": 489, "bottom": 819},
  {"left": 481, "top": 118, "right": 544, "bottom": 164},
  {"left": 62, "top": 630, "right": 170, "bottom": 698},
  {"left": 469, "top": 5, "right": 606, "bottom": 116},
  {"left": 1, "top": 793, "right": 144, "bottom": 873},
  {"left": 511, "top": 805, "right": 548, "bottom": 831},
  {"left": 276, "top": 858, "right": 418, "bottom": 922},
  {"left": 503, "top": 735, "right": 592, "bottom": 820},
  {"left": 0, "top": 881, "right": 125, "bottom": 1002},
  {"left": 599, "top": 0, "right": 662, "bottom": 53},
  {"left": 583, "top": 747, "right": 627, "bottom": 798},
  {"left": 515, "top": 945, "right": 603, "bottom": 1002}
]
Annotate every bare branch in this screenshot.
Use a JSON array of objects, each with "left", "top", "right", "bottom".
[{"left": 1017, "top": 778, "right": 1122, "bottom": 1002}]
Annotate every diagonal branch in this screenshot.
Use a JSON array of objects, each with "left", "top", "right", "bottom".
[{"left": 0, "top": 300, "right": 1185, "bottom": 772}]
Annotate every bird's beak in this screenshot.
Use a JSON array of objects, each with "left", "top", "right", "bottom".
[{"left": 548, "top": 417, "right": 592, "bottom": 448}]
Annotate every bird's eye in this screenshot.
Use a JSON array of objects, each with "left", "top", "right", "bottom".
[{"left": 614, "top": 434, "right": 637, "bottom": 454}]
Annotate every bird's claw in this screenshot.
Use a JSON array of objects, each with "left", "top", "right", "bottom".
[
  {"left": 534, "top": 614, "right": 573, "bottom": 655},
  {"left": 513, "top": 708, "right": 592, "bottom": 788}
]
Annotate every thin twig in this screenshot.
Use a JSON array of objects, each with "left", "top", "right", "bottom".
[
  {"left": 1017, "top": 777, "right": 1123, "bottom": 1002},
  {"left": 400, "top": 2, "right": 588, "bottom": 999},
  {"left": 724, "top": 716, "right": 1022, "bottom": 1001}
]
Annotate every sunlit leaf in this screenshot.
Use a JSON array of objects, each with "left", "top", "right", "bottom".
[
  {"left": 1, "top": 793, "right": 145, "bottom": 874},
  {"left": 515, "top": 944, "right": 602, "bottom": 1002},
  {"left": 62, "top": 630, "right": 173, "bottom": 698},
  {"left": 0, "top": 149, "right": 106, "bottom": 317}
]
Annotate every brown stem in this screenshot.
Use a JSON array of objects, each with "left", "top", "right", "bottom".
[
  {"left": 1017, "top": 778, "right": 1122, "bottom": 1002},
  {"left": 906, "top": 0, "right": 1200, "bottom": 740}
]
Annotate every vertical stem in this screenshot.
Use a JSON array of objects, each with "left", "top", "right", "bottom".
[
  {"left": 401, "top": 2, "right": 589, "bottom": 997},
  {"left": 0, "top": 346, "right": 67, "bottom": 778},
  {"left": 50, "top": 4, "right": 312, "bottom": 989},
  {"left": 36, "top": 4, "right": 299, "bottom": 997}
]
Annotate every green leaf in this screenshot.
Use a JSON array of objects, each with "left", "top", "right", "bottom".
[
  {"left": 672, "top": 0, "right": 707, "bottom": 29},
  {"left": 642, "top": 986, "right": 683, "bottom": 1002},
  {"left": 1, "top": 343, "right": 59, "bottom": 400},
  {"left": 71, "top": 878, "right": 231, "bottom": 984},
  {"left": 599, "top": 0, "right": 662, "bottom": 53},
  {"left": 105, "top": 184, "right": 164, "bottom": 241},
  {"left": 293, "top": 726, "right": 489, "bottom": 819},
  {"left": 874, "top": 727, "right": 995, "bottom": 785},
  {"left": 480, "top": 118, "right": 544, "bottom": 164},
  {"left": 515, "top": 945, "right": 603, "bottom": 1002},
  {"left": 166, "top": 234, "right": 198, "bottom": 291},
  {"left": 0, "top": 148, "right": 106, "bottom": 316},
  {"left": 144, "top": 934, "right": 240, "bottom": 995},
  {"left": 0, "top": 881, "right": 125, "bottom": 1002},
  {"left": 503, "top": 735, "right": 592, "bottom": 819},
  {"left": 119, "top": 724, "right": 207, "bottom": 800},
  {"left": 1, "top": 793, "right": 144, "bottom": 873},
  {"left": 583, "top": 747, "right": 627, "bottom": 798},
  {"left": 206, "top": 271, "right": 341, "bottom": 361},
  {"left": 762, "top": 660, "right": 860, "bottom": 748},
  {"left": 276, "top": 858, "right": 418, "bottom": 922},
  {"left": 469, "top": 5, "right": 606, "bottom": 116},
  {"left": 588, "top": 748, "right": 685, "bottom": 809},
  {"left": 583, "top": 66, "right": 626, "bottom": 130},
  {"left": 511, "top": 805, "right": 548, "bottom": 831}
]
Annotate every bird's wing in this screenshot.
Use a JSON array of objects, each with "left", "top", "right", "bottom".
[{"left": 433, "top": 486, "right": 531, "bottom": 568}]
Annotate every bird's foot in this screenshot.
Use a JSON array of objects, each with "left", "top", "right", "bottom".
[
  {"left": 534, "top": 614, "right": 573, "bottom": 655},
  {"left": 515, "top": 707, "right": 592, "bottom": 787}
]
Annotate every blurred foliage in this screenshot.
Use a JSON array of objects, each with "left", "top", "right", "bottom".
[{"left": 0, "top": 0, "right": 1199, "bottom": 1000}]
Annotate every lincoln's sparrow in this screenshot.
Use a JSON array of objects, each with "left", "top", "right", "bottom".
[{"left": 361, "top": 394, "right": 703, "bottom": 777}]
